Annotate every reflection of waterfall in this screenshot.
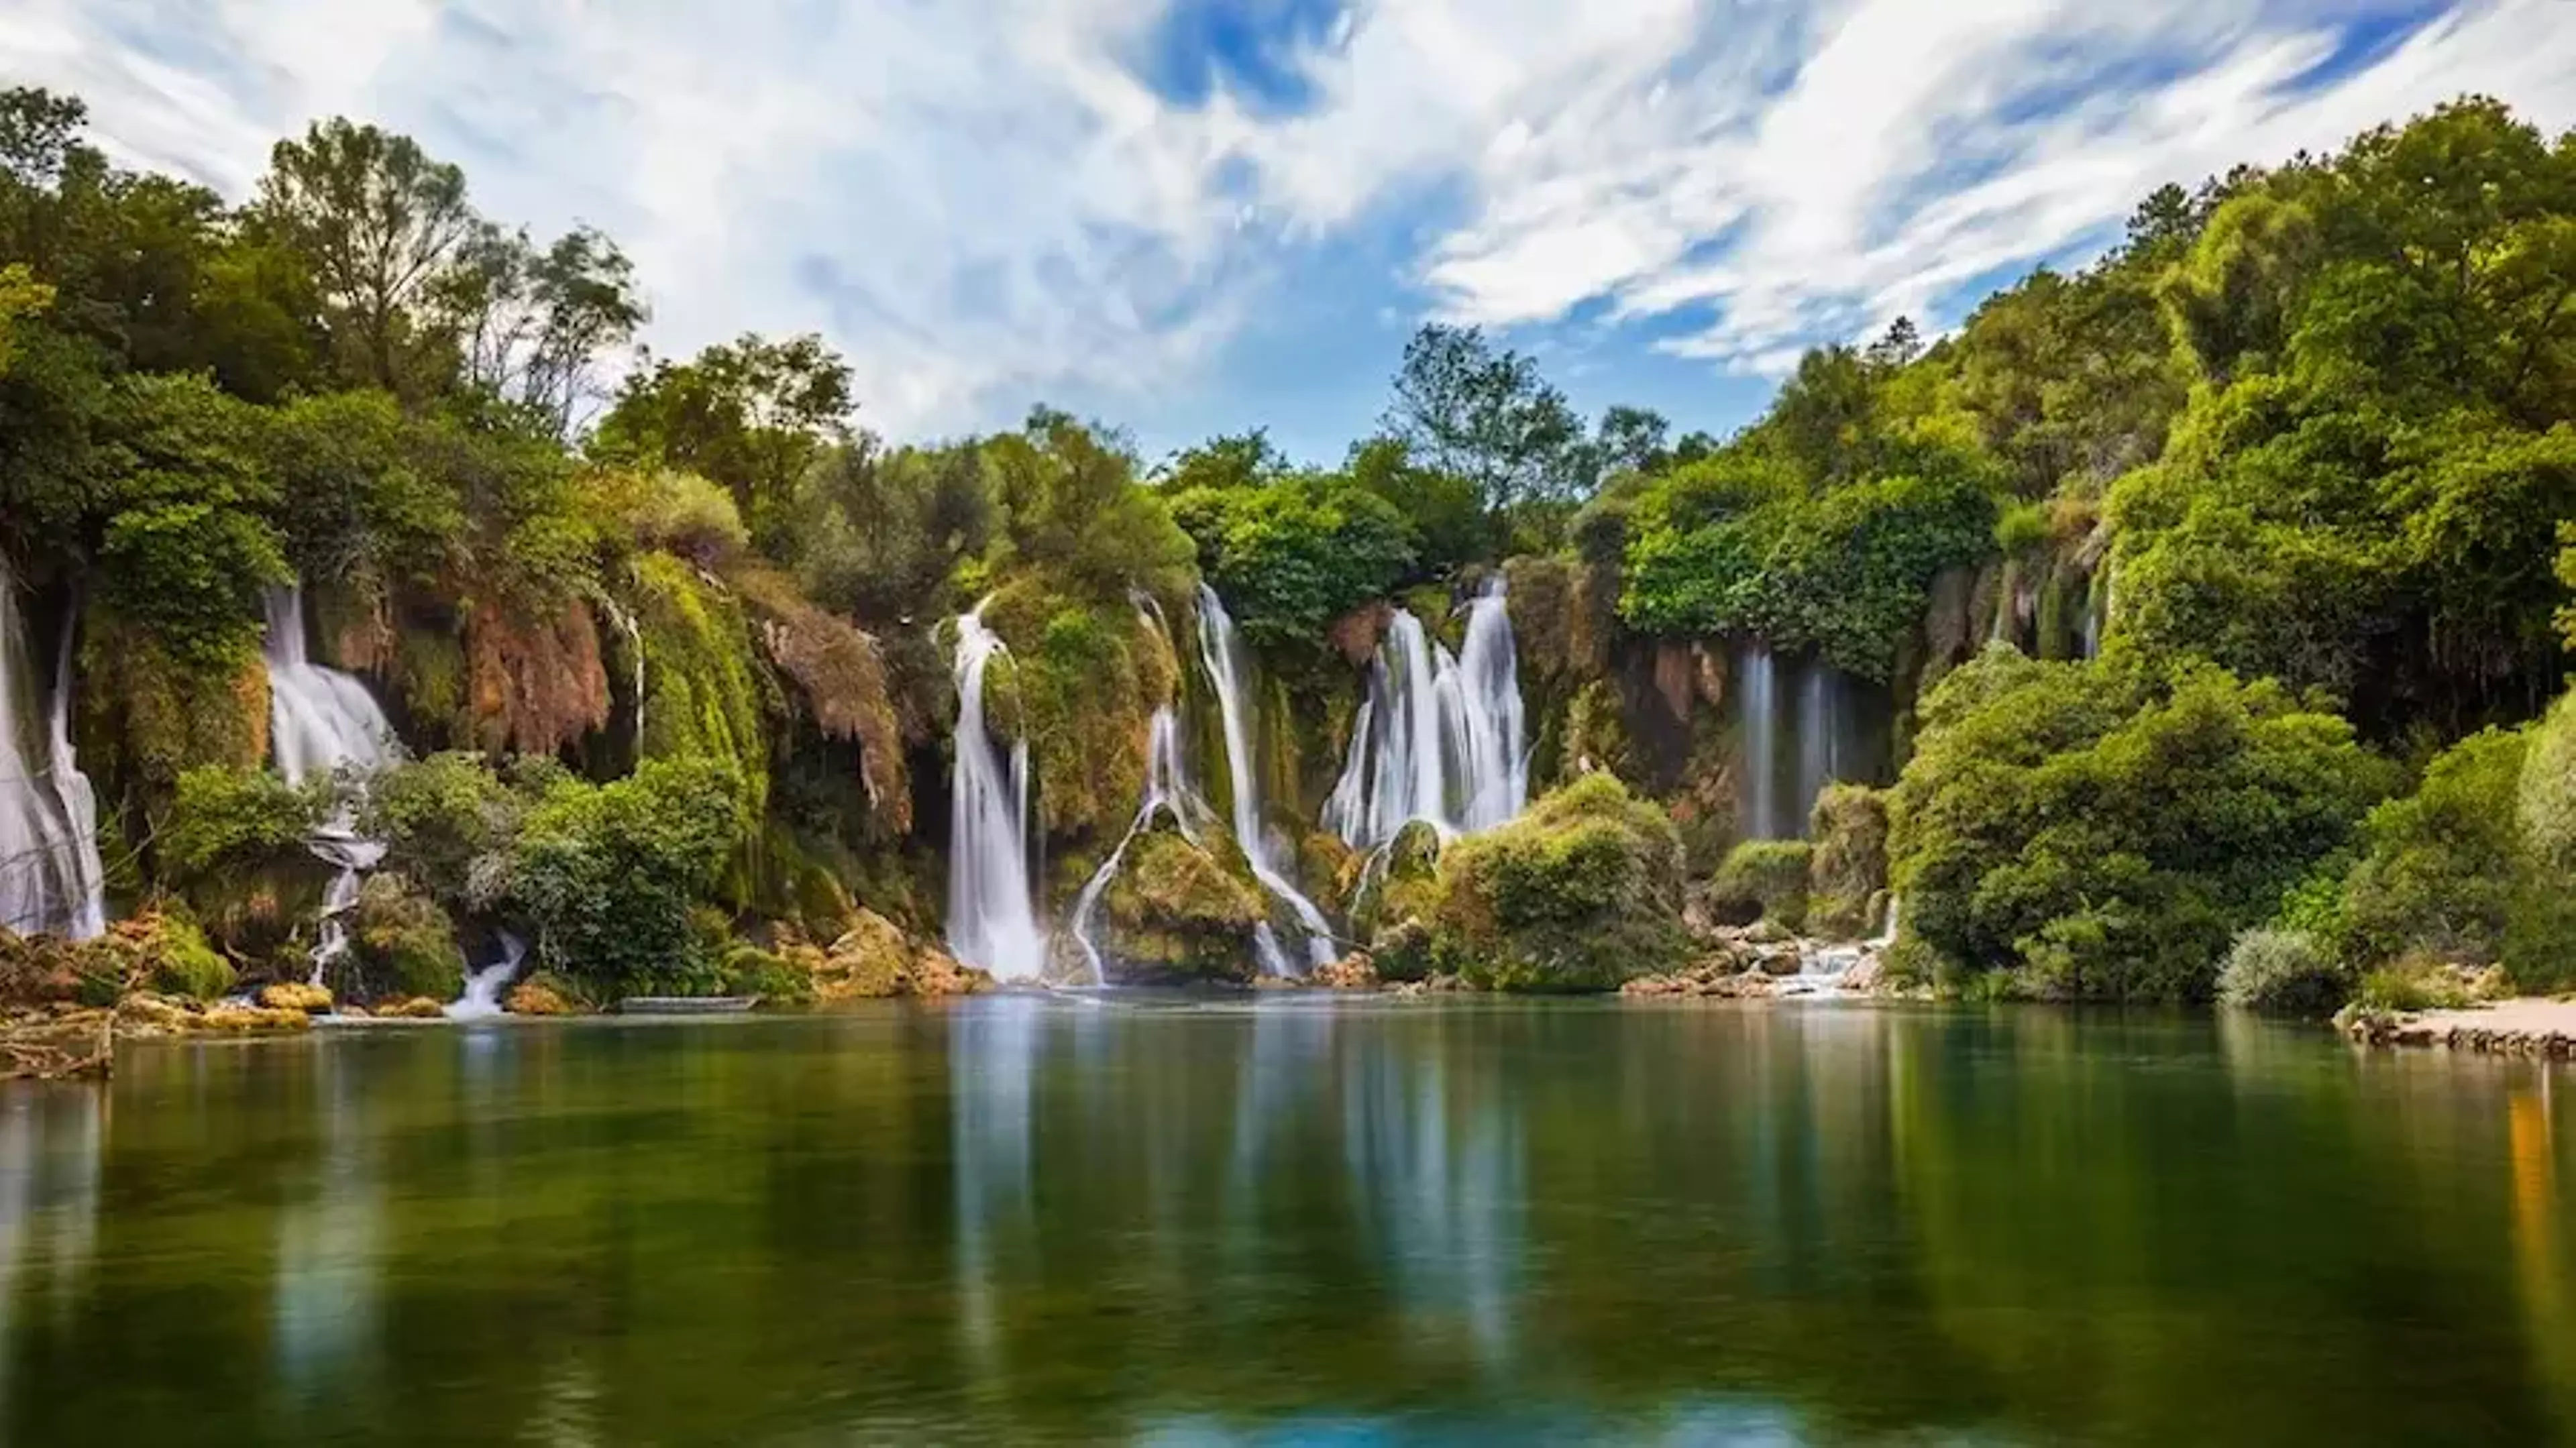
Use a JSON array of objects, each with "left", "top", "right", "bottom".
[
  {"left": 274, "top": 1048, "right": 379, "bottom": 1398},
  {"left": 445, "top": 931, "right": 527, "bottom": 1019},
  {"left": 0, "top": 567, "right": 105, "bottom": 939},
  {"left": 0, "top": 1087, "right": 103, "bottom": 1412},
  {"left": 1342, "top": 1032, "right": 1522, "bottom": 1368},
  {"left": 264, "top": 586, "right": 394, "bottom": 985},
  {"left": 1739, "top": 643, "right": 1780, "bottom": 840},
  {"left": 1067, "top": 707, "right": 1207, "bottom": 984},
  {"left": 945, "top": 609, "right": 1045, "bottom": 982},
  {"left": 1195, "top": 585, "right": 1338, "bottom": 970},
  {"left": 951, "top": 995, "right": 1044, "bottom": 1372},
  {"left": 1322, "top": 577, "right": 1527, "bottom": 852}
]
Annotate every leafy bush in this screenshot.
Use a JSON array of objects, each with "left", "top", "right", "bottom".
[
  {"left": 1430, "top": 774, "right": 1691, "bottom": 991},
  {"left": 161, "top": 765, "right": 331, "bottom": 883},
  {"left": 361, "top": 753, "right": 519, "bottom": 908},
  {"left": 144, "top": 911, "right": 236, "bottom": 1000},
  {"left": 511, "top": 758, "right": 749, "bottom": 995},
  {"left": 1621, "top": 448, "right": 1996, "bottom": 680},
  {"left": 2355, "top": 958, "right": 2485, "bottom": 1013},
  {"left": 2339, "top": 730, "right": 2527, "bottom": 969},
  {"left": 1890, "top": 653, "right": 2393, "bottom": 1001},
  {"left": 1709, "top": 840, "right": 1813, "bottom": 931},
  {"left": 1171, "top": 471, "right": 1418, "bottom": 652},
  {"left": 2216, "top": 927, "right": 2347, "bottom": 1015}
]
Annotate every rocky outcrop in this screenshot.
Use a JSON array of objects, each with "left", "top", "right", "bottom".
[
  {"left": 797, "top": 909, "right": 995, "bottom": 1000},
  {"left": 1094, "top": 830, "right": 1265, "bottom": 986},
  {"left": 1430, "top": 774, "right": 1695, "bottom": 992}
]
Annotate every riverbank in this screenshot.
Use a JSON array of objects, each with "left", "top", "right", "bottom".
[{"left": 2339, "top": 997, "right": 2576, "bottom": 1059}]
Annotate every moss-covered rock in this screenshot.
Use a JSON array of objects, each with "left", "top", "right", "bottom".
[
  {"left": 804, "top": 909, "right": 995, "bottom": 999},
  {"left": 718, "top": 942, "right": 816, "bottom": 1005},
  {"left": 1709, "top": 840, "right": 1813, "bottom": 932},
  {"left": 343, "top": 873, "right": 467, "bottom": 1005},
  {"left": 506, "top": 972, "right": 586, "bottom": 1015},
  {"left": 1100, "top": 828, "right": 1265, "bottom": 985},
  {"left": 628, "top": 551, "right": 771, "bottom": 810},
  {"left": 1428, "top": 773, "right": 1692, "bottom": 991},
  {"left": 66, "top": 910, "right": 236, "bottom": 1003},
  {"left": 1805, "top": 784, "right": 1889, "bottom": 939},
  {"left": 256, "top": 981, "right": 333, "bottom": 1013}
]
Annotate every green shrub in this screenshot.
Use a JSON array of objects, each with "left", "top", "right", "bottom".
[
  {"left": 718, "top": 942, "right": 814, "bottom": 1005},
  {"left": 2339, "top": 729, "right": 2526, "bottom": 969},
  {"left": 161, "top": 765, "right": 331, "bottom": 884},
  {"left": 511, "top": 758, "right": 750, "bottom": 996},
  {"left": 2355, "top": 958, "right": 2481, "bottom": 1013},
  {"left": 361, "top": 753, "right": 519, "bottom": 908},
  {"left": 1889, "top": 653, "right": 2393, "bottom": 1001},
  {"left": 1430, "top": 774, "right": 1692, "bottom": 991},
  {"left": 2216, "top": 927, "right": 2347, "bottom": 1015},
  {"left": 1709, "top": 840, "right": 1813, "bottom": 931}
]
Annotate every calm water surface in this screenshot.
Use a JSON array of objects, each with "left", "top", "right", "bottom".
[{"left": 1, "top": 998, "right": 2571, "bottom": 1445}]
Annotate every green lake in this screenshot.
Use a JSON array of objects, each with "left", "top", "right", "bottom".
[{"left": 1, "top": 999, "right": 2571, "bottom": 1445}]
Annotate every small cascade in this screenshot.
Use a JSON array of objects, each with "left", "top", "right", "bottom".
[
  {"left": 604, "top": 597, "right": 646, "bottom": 743},
  {"left": 1323, "top": 577, "right": 1529, "bottom": 852},
  {"left": 1195, "top": 585, "right": 1337, "bottom": 970},
  {"left": 945, "top": 609, "right": 1046, "bottom": 983},
  {"left": 0, "top": 568, "right": 105, "bottom": 939},
  {"left": 445, "top": 931, "right": 526, "bottom": 1019},
  {"left": 1066, "top": 706, "right": 1209, "bottom": 984},
  {"left": 1738, "top": 642, "right": 1781, "bottom": 840},
  {"left": 263, "top": 586, "right": 396, "bottom": 983},
  {"left": 2081, "top": 565, "right": 2114, "bottom": 660}
]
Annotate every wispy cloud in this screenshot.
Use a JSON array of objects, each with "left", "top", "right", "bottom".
[{"left": 3, "top": 0, "right": 2570, "bottom": 435}]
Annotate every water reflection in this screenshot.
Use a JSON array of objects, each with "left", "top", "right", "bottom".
[{"left": 0, "top": 1004, "right": 2565, "bottom": 1444}]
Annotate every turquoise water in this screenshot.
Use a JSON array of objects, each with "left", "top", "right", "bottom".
[{"left": 1, "top": 998, "right": 2571, "bottom": 1445}]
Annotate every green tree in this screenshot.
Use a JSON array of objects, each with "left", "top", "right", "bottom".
[
  {"left": 254, "top": 118, "right": 478, "bottom": 394},
  {"left": 591, "top": 333, "right": 855, "bottom": 546},
  {"left": 1382, "top": 323, "right": 1593, "bottom": 522}
]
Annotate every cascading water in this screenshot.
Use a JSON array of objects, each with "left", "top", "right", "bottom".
[
  {"left": 945, "top": 609, "right": 1046, "bottom": 983},
  {"left": 1066, "top": 706, "right": 1209, "bottom": 985},
  {"left": 1322, "top": 577, "right": 1528, "bottom": 852},
  {"left": 1792, "top": 661, "right": 1844, "bottom": 840},
  {"left": 0, "top": 567, "right": 105, "bottom": 940},
  {"left": 604, "top": 598, "right": 646, "bottom": 744},
  {"left": 264, "top": 586, "right": 395, "bottom": 983},
  {"left": 445, "top": 932, "right": 527, "bottom": 1019},
  {"left": 1195, "top": 585, "right": 1338, "bottom": 970},
  {"left": 1738, "top": 642, "right": 1780, "bottom": 840}
]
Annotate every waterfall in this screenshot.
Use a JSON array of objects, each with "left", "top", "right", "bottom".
[
  {"left": 1739, "top": 642, "right": 1780, "bottom": 840},
  {"left": 445, "top": 931, "right": 526, "bottom": 1019},
  {"left": 945, "top": 609, "right": 1046, "bottom": 983},
  {"left": 1791, "top": 660, "right": 1843, "bottom": 840},
  {"left": 263, "top": 586, "right": 395, "bottom": 984},
  {"left": 1323, "top": 577, "right": 1528, "bottom": 852},
  {"left": 1066, "top": 706, "right": 1208, "bottom": 985},
  {"left": 1194, "top": 585, "right": 1337, "bottom": 969},
  {"left": 0, "top": 568, "right": 105, "bottom": 940}
]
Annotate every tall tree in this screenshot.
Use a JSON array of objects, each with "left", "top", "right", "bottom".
[
  {"left": 590, "top": 333, "right": 855, "bottom": 548},
  {"left": 254, "top": 118, "right": 476, "bottom": 393},
  {"left": 1381, "top": 323, "right": 1592, "bottom": 520},
  {"left": 441, "top": 223, "right": 646, "bottom": 435}
]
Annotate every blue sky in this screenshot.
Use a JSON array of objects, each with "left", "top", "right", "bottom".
[{"left": 6, "top": 0, "right": 2571, "bottom": 465}]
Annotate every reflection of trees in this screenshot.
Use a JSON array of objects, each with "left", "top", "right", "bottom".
[{"left": 0, "top": 1007, "right": 2567, "bottom": 1443}]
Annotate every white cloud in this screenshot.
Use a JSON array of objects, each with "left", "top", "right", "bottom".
[{"left": 2, "top": 0, "right": 2570, "bottom": 431}]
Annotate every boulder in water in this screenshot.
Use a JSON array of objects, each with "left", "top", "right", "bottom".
[
  {"left": 1429, "top": 774, "right": 1694, "bottom": 992},
  {"left": 1311, "top": 952, "right": 1379, "bottom": 990},
  {"left": 375, "top": 996, "right": 447, "bottom": 1019},
  {"left": 346, "top": 874, "right": 466, "bottom": 1005},
  {"left": 256, "top": 981, "right": 334, "bottom": 1014},
  {"left": 506, "top": 974, "right": 584, "bottom": 1016},
  {"left": 1098, "top": 830, "right": 1265, "bottom": 985},
  {"left": 810, "top": 910, "right": 994, "bottom": 999}
]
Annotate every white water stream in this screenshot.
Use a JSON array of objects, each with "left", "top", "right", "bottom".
[
  {"left": 944, "top": 609, "right": 1046, "bottom": 982},
  {"left": 0, "top": 567, "right": 105, "bottom": 939},
  {"left": 264, "top": 586, "right": 395, "bottom": 984}
]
